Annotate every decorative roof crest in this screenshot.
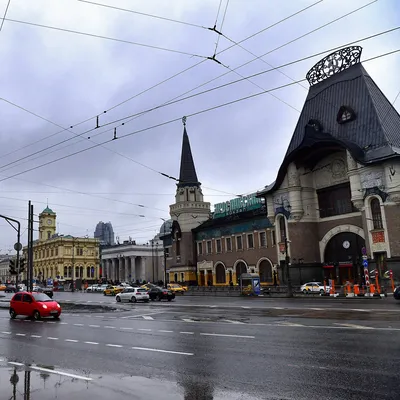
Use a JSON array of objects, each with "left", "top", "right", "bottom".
[{"left": 306, "top": 46, "right": 362, "bottom": 86}]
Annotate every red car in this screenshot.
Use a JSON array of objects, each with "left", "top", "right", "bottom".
[{"left": 9, "top": 292, "right": 61, "bottom": 320}]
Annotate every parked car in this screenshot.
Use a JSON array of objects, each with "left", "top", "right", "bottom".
[
  {"left": 116, "top": 287, "right": 149, "bottom": 303},
  {"left": 9, "top": 292, "right": 61, "bottom": 320},
  {"left": 148, "top": 286, "right": 175, "bottom": 302},
  {"left": 5, "top": 285, "right": 18, "bottom": 293},
  {"left": 300, "top": 282, "right": 330, "bottom": 294},
  {"left": 394, "top": 286, "right": 400, "bottom": 300}
]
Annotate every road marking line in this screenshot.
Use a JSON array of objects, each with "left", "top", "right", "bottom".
[
  {"left": 34, "top": 321, "right": 43, "bottom": 323},
  {"left": 120, "top": 327, "right": 133, "bottom": 330},
  {"left": 273, "top": 307, "right": 285, "bottom": 310},
  {"left": 106, "top": 344, "right": 123, "bottom": 348},
  {"left": 89, "top": 325, "right": 100, "bottom": 328},
  {"left": 104, "top": 326, "right": 116, "bottom": 329},
  {"left": 8, "top": 362, "right": 24, "bottom": 366},
  {"left": 159, "top": 330, "right": 173, "bottom": 333},
  {"left": 16, "top": 333, "right": 26, "bottom": 336},
  {"left": 121, "top": 312, "right": 163, "bottom": 319},
  {"left": 309, "top": 308, "right": 324, "bottom": 311},
  {"left": 1, "top": 331, "right": 11, "bottom": 334},
  {"left": 138, "top": 328, "right": 152, "bottom": 331},
  {"left": 73, "top": 323, "right": 84, "bottom": 326},
  {"left": 47, "top": 321, "right": 56, "bottom": 324},
  {"left": 132, "top": 347, "right": 193, "bottom": 356},
  {"left": 30, "top": 335, "right": 42, "bottom": 338},
  {"left": 23, "top": 320, "right": 31, "bottom": 322},
  {"left": 84, "top": 341, "right": 99, "bottom": 345},
  {"left": 60, "top": 322, "right": 68, "bottom": 325},
  {"left": 180, "top": 332, "right": 194, "bottom": 335},
  {"left": 334, "top": 323, "right": 375, "bottom": 330},
  {"left": 30, "top": 365, "right": 92, "bottom": 381},
  {"left": 65, "top": 339, "right": 79, "bottom": 343},
  {"left": 200, "top": 333, "right": 255, "bottom": 339},
  {"left": 47, "top": 337, "right": 59, "bottom": 340},
  {"left": 224, "top": 320, "right": 245, "bottom": 324},
  {"left": 182, "top": 318, "right": 195, "bottom": 322},
  {"left": 142, "top": 316, "right": 154, "bottom": 320},
  {"left": 241, "top": 306, "right": 250, "bottom": 309},
  {"left": 278, "top": 322, "right": 305, "bottom": 327},
  {"left": 95, "top": 315, "right": 104, "bottom": 317}
]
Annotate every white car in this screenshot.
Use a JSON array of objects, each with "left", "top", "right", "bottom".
[
  {"left": 116, "top": 287, "right": 149, "bottom": 303},
  {"left": 300, "top": 282, "right": 330, "bottom": 294},
  {"left": 86, "top": 284, "right": 99, "bottom": 292}
]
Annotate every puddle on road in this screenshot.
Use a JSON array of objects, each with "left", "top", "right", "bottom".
[{"left": 0, "top": 359, "right": 259, "bottom": 399}]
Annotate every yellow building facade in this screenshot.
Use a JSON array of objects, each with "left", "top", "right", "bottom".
[{"left": 23, "top": 207, "right": 100, "bottom": 283}]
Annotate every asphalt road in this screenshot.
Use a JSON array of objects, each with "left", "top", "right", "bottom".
[{"left": 0, "top": 299, "right": 399, "bottom": 399}]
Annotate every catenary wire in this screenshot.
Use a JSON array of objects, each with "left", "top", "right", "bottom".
[
  {"left": 0, "top": 48, "right": 398, "bottom": 187},
  {"left": 0, "top": 0, "right": 10, "bottom": 31},
  {"left": 3, "top": 23, "right": 398, "bottom": 178},
  {"left": 77, "top": 0, "right": 208, "bottom": 30},
  {"left": 0, "top": 0, "right": 323, "bottom": 160},
  {"left": 2, "top": 18, "right": 207, "bottom": 58}
]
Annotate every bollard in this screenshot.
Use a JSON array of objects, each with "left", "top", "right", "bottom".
[{"left": 354, "top": 284, "right": 360, "bottom": 296}]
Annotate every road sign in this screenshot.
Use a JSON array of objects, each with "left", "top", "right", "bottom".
[
  {"left": 14, "top": 242, "right": 22, "bottom": 251},
  {"left": 253, "top": 278, "right": 261, "bottom": 295},
  {"left": 362, "top": 255, "right": 368, "bottom": 260},
  {"left": 363, "top": 260, "right": 368, "bottom": 267}
]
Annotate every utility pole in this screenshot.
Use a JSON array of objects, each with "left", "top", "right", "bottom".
[
  {"left": 160, "top": 218, "right": 168, "bottom": 288},
  {"left": 27, "top": 201, "right": 34, "bottom": 292},
  {"left": 71, "top": 237, "right": 75, "bottom": 292}
]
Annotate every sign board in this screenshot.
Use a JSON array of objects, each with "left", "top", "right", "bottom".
[
  {"left": 253, "top": 278, "right": 261, "bottom": 295},
  {"left": 213, "top": 193, "right": 264, "bottom": 218}
]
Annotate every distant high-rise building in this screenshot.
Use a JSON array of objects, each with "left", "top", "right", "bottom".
[{"left": 94, "top": 222, "right": 115, "bottom": 246}]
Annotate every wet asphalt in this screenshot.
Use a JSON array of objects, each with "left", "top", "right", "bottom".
[{"left": 0, "top": 295, "right": 399, "bottom": 399}]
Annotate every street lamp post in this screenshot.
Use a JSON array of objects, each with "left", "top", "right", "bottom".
[{"left": 160, "top": 218, "right": 168, "bottom": 288}]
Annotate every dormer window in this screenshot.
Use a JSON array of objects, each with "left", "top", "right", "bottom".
[
  {"left": 307, "top": 119, "right": 323, "bottom": 132},
  {"left": 337, "top": 106, "right": 356, "bottom": 124}
]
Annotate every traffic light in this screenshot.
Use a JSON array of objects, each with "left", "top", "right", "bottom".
[
  {"left": 19, "top": 258, "right": 25, "bottom": 273},
  {"left": 9, "top": 259, "right": 16, "bottom": 275}
]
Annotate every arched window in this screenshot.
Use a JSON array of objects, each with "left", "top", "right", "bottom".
[
  {"left": 68, "top": 266, "right": 72, "bottom": 278},
  {"left": 215, "top": 264, "right": 226, "bottom": 284},
  {"left": 371, "top": 198, "right": 383, "bottom": 229},
  {"left": 174, "top": 273, "right": 178, "bottom": 282},
  {"left": 235, "top": 261, "right": 247, "bottom": 283},
  {"left": 259, "top": 260, "right": 273, "bottom": 283},
  {"left": 87, "top": 267, "right": 90, "bottom": 278},
  {"left": 279, "top": 216, "right": 286, "bottom": 243},
  {"left": 80, "top": 266, "right": 84, "bottom": 278}
]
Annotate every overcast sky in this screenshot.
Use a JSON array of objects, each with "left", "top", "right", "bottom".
[{"left": 0, "top": 0, "right": 399, "bottom": 252}]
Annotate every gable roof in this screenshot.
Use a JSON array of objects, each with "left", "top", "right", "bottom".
[{"left": 258, "top": 46, "right": 400, "bottom": 195}]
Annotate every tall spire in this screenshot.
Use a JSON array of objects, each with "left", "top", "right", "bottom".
[{"left": 178, "top": 117, "right": 200, "bottom": 187}]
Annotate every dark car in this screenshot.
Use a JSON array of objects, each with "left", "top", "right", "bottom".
[
  {"left": 34, "top": 286, "right": 54, "bottom": 298},
  {"left": 394, "top": 286, "right": 400, "bottom": 300},
  {"left": 148, "top": 287, "right": 175, "bottom": 302},
  {"left": 5, "top": 285, "right": 17, "bottom": 293}
]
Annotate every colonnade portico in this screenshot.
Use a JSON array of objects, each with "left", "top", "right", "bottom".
[
  {"left": 100, "top": 241, "right": 164, "bottom": 283},
  {"left": 102, "top": 256, "right": 147, "bottom": 282}
]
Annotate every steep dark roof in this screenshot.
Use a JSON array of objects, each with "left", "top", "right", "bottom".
[
  {"left": 178, "top": 127, "right": 200, "bottom": 188},
  {"left": 258, "top": 47, "right": 400, "bottom": 195}
]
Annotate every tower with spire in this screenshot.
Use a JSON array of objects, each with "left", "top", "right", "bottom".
[{"left": 168, "top": 117, "right": 210, "bottom": 284}]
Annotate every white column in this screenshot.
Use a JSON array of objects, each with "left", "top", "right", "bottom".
[
  {"left": 111, "top": 259, "right": 117, "bottom": 281},
  {"left": 141, "top": 257, "right": 146, "bottom": 281},
  {"left": 124, "top": 257, "right": 130, "bottom": 282},
  {"left": 118, "top": 258, "right": 124, "bottom": 282},
  {"left": 130, "top": 256, "right": 136, "bottom": 281}
]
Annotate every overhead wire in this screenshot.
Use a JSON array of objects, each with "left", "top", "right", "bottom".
[
  {"left": 0, "top": 48, "right": 398, "bottom": 187},
  {"left": 0, "top": 0, "right": 10, "bottom": 31},
  {"left": 2, "top": 18, "right": 208, "bottom": 58},
  {"left": 0, "top": 0, "right": 323, "bottom": 160},
  {"left": 2, "top": 24, "right": 398, "bottom": 180},
  {"left": 76, "top": 0, "right": 209, "bottom": 30}
]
